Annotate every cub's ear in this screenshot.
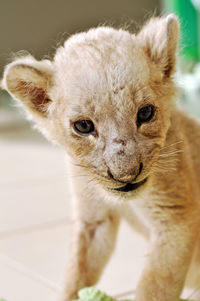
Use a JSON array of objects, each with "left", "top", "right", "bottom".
[
  {"left": 2, "top": 56, "right": 53, "bottom": 118},
  {"left": 137, "top": 14, "right": 179, "bottom": 78}
]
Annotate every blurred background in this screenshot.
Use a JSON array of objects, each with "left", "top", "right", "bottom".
[{"left": 0, "top": 1, "right": 200, "bottom": 301}]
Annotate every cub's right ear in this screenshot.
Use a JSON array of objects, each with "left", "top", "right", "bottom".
[{"left": 2, "top": 56, "right": 53, "bottom": 118}]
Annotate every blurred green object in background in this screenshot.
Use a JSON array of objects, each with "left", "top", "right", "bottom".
[
  {"left": 164, "top": 0, "right": 200, "bottom": 117},
  {"left": 164, "top": 0, "right": 200, "bottom": 65},
  {"left": 74, "top": 287, "right": 193, "bottom": 301}
]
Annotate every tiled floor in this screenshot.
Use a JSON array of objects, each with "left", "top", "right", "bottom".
[{"left": 0, "top": 94, "right": 195, "bottom": 301}]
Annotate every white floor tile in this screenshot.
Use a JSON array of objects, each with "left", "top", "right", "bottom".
[
  {"left": 0, "top": 142, "right": 66, "bottom": 185},
  {"left": 0, "top": 141, "right": 72, "bottom": 232},
  {"left": 0, "top": 263, "right": 58, "bottom": 301},
  {"left": 0, "top": 176, "right": 72, "bottom": 232},
  {"left": 0, "top": 223, "right": 71, "bottom": 286}
]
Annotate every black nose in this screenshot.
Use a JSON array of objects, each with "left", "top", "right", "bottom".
[{"left": 107, "top": 162, "right": 143, "bottom": 183}]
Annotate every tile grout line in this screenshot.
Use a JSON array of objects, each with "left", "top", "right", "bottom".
[
  {"left": 0, "top": 250, "right": 136, "bottom": 300},
  {"left": 0, "top": 252, "right": 62, "bottom": 292},
  {"left": 112, "top": 289, "right": 135, "bottom": 299},
  {"left": 0, "top": 217, "right": 72, "bottom": 240}
]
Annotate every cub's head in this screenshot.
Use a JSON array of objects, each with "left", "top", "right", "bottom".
[{"left": 2, "top": 15, "right": 179, "bottom": 197}]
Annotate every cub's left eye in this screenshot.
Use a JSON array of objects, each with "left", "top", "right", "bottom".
[
  {"left": 137, "top": 104, "right": 155, "bottom": 125},
  {"left": 73, "top": 119, "right": 95, "bottom": 135}
]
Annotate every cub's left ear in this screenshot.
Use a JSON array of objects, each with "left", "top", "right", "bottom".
[
  {"left": 137, "top": 14, "right": 180, "bottom": 78},
  {"left": 2, "top": 56, "right": 53, "bottom": 118}
]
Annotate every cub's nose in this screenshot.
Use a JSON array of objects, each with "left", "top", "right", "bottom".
[{"left": 107, "top": 162, "right": 143, "bottom": 183}]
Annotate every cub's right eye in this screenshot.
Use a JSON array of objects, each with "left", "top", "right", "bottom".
[
  {"left": 73, "top": 119, "right": 95, "bottom": 135},
  {"left": 137, "top": 104, "right": 155, "bottom": 125}
]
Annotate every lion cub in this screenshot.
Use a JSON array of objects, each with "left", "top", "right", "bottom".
[{"left": 2, "top": 14, "right": 200, "bottom": 301}]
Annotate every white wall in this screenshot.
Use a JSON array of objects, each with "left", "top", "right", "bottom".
[{"left": 0, "top": 0, "right": 160, "bottom": 75}]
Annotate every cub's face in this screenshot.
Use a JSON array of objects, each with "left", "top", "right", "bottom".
[{"left": 2, "top": 15, "right": 179, "bottom": 196}]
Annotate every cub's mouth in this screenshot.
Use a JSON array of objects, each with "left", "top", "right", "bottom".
[{"left": 111, "top": 177, "right": 148, "bottom": 192}]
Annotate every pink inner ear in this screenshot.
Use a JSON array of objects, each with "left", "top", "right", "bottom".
[{"left": 18, "top": 80, "right": 51, "bottom": 114}]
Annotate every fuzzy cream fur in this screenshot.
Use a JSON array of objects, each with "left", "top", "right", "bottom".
[{"left": 2, "top": 14, "right": 200, "bottom": 301}]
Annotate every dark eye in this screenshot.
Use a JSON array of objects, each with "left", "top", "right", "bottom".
[
  {"left": 137, "top": 104, "right": 155, "bottom": 125},
  {"left": 73, "top": 119, "right": 95, "bottom": 135}
]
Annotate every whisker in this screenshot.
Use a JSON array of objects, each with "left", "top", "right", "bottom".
[
  {"left": 158, "top": 155, "right": 179, "bottom": 163},
  {"left": 158, "top": 156, "right": 179, "bottom": 162},
  {"left": 70, "top": 162, "right": 89, "bottom": 169},
  {"left": 152, "top": 166, "right": 176, "bottom": 174},
  {"left": 154, "top": 164, "right": 177, "bottom": 171},
  {"left": 160, "top": 140, "right": 184, "bottom": 151},
  {"left": 70, "top": 174, "right": 89, "bottom": 179},
  {"left": 158, "top": 156, "right": 180, "bottom": 161},
  {"left": 159, "top": 150, "right": 184, "bottom": 157},
  {"left": 151, "top": 156, "right": 178, "bottom": 174},
  {"left": 70, "top": 162, "right": 99, "bottom": 176}
]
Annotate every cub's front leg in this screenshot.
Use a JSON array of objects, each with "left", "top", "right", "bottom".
[
  {"left": 136, "top": 214, "right": 199, "bottom": 301},
  {"left": 60, "top": 206, "right": 120, "bottom": 301}
]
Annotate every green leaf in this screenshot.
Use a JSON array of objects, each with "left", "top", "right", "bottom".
[{"left": 74, "top": 287, "right": 193, "bottom": 301}]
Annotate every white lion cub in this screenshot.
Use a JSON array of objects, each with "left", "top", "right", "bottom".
[{"left": 2, "top": 14, "right": 200, "bottom": 301}]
